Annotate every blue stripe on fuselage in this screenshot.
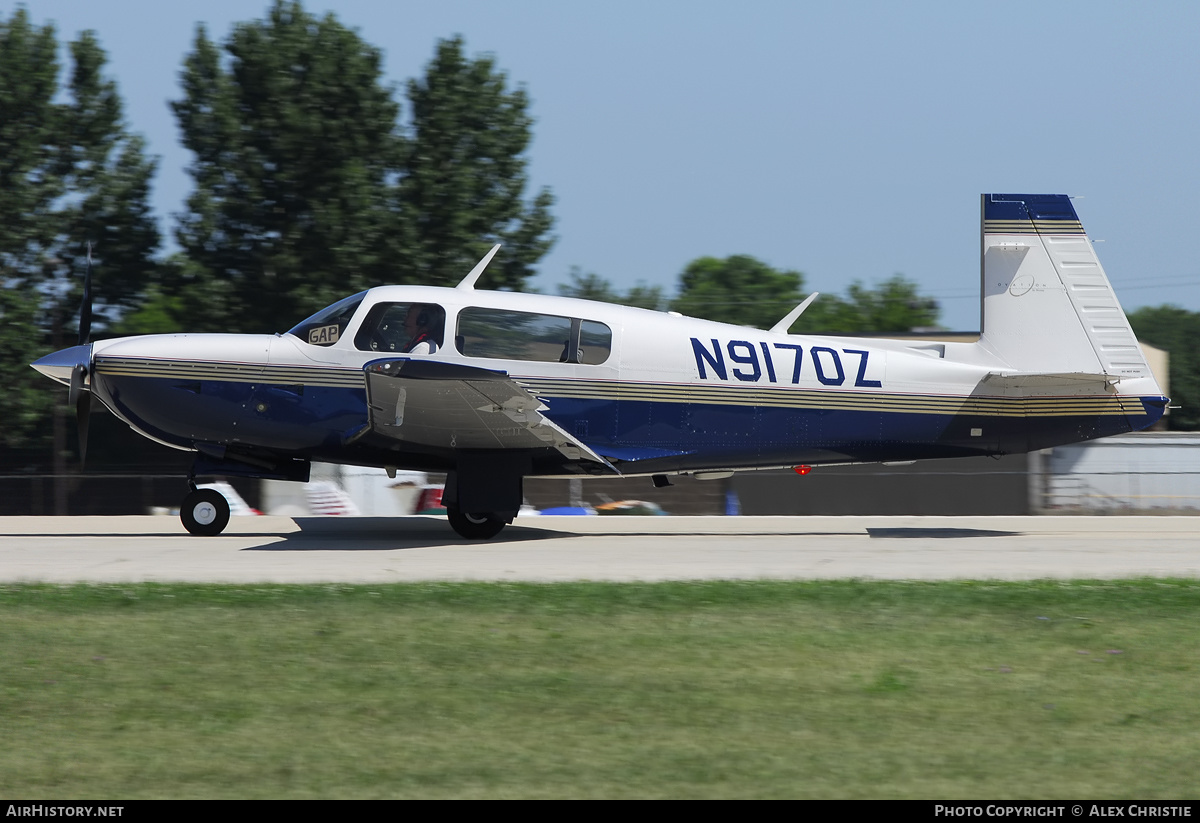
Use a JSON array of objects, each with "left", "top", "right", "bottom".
[
  {"left": 95, "top": 371, "right": 1165, "bottom": 474},
  {"left": 545, "top": 394, "right": 1162, "bottom": 472},
  {"left": 95, "top": 372, "right": 369, "bottom": 453}
]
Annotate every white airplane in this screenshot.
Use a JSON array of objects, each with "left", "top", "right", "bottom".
[{"left": 32, "top": 194, "right": 1167, "bottom": 538}]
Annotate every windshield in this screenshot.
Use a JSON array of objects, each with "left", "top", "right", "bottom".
[{"left": 286, "top": 292, "right": 367, "bottom": 346}]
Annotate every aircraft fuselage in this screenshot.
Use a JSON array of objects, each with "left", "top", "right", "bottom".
[
  {"left": 55, "top": 285, "right": 1164, "bottom": 481},
  {"left": 30, "top": 194, "right": 1171, "bottom": 537}
]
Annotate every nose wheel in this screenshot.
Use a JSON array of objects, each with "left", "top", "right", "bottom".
[{"left": 181, "top": 488, "right": 231, "bottom": 536}]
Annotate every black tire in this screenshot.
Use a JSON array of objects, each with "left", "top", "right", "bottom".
[
  {"left": 180, "top": 488, "right": 231, "bottom": 536},
  {"left": 446, "top": 507, "right": 507, "bottom": 540}
]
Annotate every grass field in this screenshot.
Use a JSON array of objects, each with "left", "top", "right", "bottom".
[{"left": 1, "top": 580, "right": 1198, "bottom": 798}]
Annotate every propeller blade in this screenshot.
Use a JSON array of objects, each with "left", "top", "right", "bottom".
[
  {"left": 78, "top": 242, "right": 93, "bottom": 346},
  {"left": 68, "top": 363, "right": 90, "bottom": 467},
  {"left": 68, "top": 363, "right": 85, "bottom": 409},
  {"left": 75, "top": 391, "right": 91, "bottom": 467}
]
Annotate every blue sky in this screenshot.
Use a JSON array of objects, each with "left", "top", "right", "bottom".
[{"left": 8, "top": 0, "right": 1200, "bottom": 330}]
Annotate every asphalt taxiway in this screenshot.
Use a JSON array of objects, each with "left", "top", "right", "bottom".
[{"left": 0, "top": 515, "right": 1197, "bottom": 583}]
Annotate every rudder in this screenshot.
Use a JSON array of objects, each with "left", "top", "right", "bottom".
[{"left": 978, "top": 193, "right": 1150, "bottom": 379}]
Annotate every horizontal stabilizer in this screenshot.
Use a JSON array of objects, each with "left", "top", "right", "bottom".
[{"left": 980, "top": 371, "right": 1116, "bottom": 396}]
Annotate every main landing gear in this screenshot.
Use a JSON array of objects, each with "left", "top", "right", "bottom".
[
  {"left": 446, "top": 506, "right": 509, "bottom": 540},
  {"left": 180, "top": 487, "right": 231, "bottom": 536},
  {"left": 174, "top": 466, "right": 515, "bottom": 539}
]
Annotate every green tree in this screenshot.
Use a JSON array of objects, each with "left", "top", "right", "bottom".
[
  {"left": 172, "top": 0, "right": 402, "bottom": 333},
  {"left": 0, "top": 11, "right": 158, "bottom": 328},
  {"left": 59, "top": 35, "right": 160, "bottom": 319},
  {"left": 0, "top": 9, "right": 159, "bottom": 447},
  {"left": 0, "top": 9, "right": 59, "bottom": 449},
  {"left": 173, "top": 6, "right": 555, "bottom": 330},
  {"left": 557, "top": 266, "right": 666, "bottom": 310},
  {"left": 801, "top": 275, "right": 940, "bottom": 334},
  {"left": 0, "top": 9, "right": 58, "bottom": 284},
  {"left": 1128, "top": 305, "right": 1200, "bottom": 430},
  {"left": 400, "top": 35, "right": 555, "bottom": 290},
  {"left": 0, "top": 287, "right": 53, "bottom": 448},
  {"left": 671, "top": 255, "right": 805, "bottom": 329},
  {"left": 671, "top": 254, "right": 941, "bottom": 333}
]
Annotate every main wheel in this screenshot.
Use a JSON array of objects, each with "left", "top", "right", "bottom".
[
  {"left": 446, "top": 507, "right": 507, "bottom": 540},
  {"left": 181, "top": 488, "right": 231, "bottom": 536}
]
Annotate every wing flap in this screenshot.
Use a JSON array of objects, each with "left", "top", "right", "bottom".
[{"left": 364, "top": 358, "right": 617, "bottom": 470}]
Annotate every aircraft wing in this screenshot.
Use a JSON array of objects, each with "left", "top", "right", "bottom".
[{"left": 362, "top": 358, "right": 617, "bottom": 471}]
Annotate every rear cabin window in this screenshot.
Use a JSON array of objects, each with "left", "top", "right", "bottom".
[{"left": 456, "top": 308, "right": 612, "bottom": 365}]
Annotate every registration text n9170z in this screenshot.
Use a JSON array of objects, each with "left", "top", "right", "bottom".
[{"left": 690, "top": 337, "right": 883, "bottom": 387}]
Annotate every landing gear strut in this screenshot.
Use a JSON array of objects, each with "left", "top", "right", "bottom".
[
  {"left": 446, "top": 506, "right": 508, "bottom": 540},
  {"left": 180, "top": 488, "right": 231, "bottom": 536}
]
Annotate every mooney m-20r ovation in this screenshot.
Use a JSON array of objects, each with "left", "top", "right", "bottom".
[{"left": 33, "top": 194, "right": 1167, "bottom": 538}]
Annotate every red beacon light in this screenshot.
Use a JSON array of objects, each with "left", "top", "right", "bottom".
[{"left": 793, "top": 465, "right": 812, "bottom": 475}]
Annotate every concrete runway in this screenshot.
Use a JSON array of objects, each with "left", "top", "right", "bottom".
[{"left": 0, "top": 514, "right": 1197, "bottom": 583}]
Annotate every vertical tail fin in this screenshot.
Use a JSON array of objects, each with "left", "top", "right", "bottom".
[{"left": 978, "top": 193, "right": 1150, "bottom": 379}]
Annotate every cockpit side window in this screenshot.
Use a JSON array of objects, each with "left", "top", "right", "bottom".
[
  {"left": 287, "top": 292, "right": 366, "bottom": 346},
  {"left": 354, "top": 302, "right": 446, "bottom": 354},
  {"left": 456, "top": 307, "right": 612, "bottom": 364}
]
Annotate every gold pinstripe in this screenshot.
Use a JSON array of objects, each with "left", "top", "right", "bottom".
[
  {"left": 95, "top": 358, "right": 1148, "bottom": 419},
  {"left": 515, "top": 377, "right": 1145, "bottom": 418},
  {"left": 95, "top": 357, "right": 364, "bottom": 389},
  {"left": 983, "top": 218, "right": 1085, "bottom": 235}
]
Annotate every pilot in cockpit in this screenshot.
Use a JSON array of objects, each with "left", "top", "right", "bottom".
[{"left": 402, "top": 303, "right": 442, "bottom": 354}]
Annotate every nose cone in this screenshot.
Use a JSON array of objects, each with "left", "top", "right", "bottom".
[{"left": 31, "top": 344, "right": 92, "bottom": 385}]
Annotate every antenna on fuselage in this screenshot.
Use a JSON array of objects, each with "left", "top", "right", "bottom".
[
  {"left": 770, "top": 292, "right": 820, "bottom": 334},
  {"left": 455, "top": 244, "right": 502, "bottom": 291}
]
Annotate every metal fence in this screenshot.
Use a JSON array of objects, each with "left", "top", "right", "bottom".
[
  {"left": 1038, "top": 434, "right": 1200, "bottom": 513},
  {"left": 3, "top": 432, "right": 1198, "bottom": 517},
  {"left": 0, "top": 473, "right": 260, "bottom": 517}
]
